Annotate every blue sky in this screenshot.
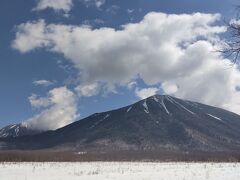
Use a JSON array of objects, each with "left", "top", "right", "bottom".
[{"left": 0, "top": 0, "right": 240, "bottom": 129}]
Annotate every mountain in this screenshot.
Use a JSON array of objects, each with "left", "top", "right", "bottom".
[
  {"left": 0, "top": 123, "right": 41, "bottom": 138},
  {"left": 1, "top": 95, "right": 240, "bottom": 153}
]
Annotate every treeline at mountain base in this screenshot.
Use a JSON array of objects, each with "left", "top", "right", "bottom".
[{"left": 1, "top": 150, "right": 240, "bottom": 162}]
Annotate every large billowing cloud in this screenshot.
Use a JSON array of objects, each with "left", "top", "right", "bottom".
[
  {"left": 25, "top": 86, "right": 78, "bottom": 130},
  {"left": 33, "top": 0, "right": 73, "bottom": 13},
  {"left": 12, "top": 12, "right": 240, "bottom": 114}
]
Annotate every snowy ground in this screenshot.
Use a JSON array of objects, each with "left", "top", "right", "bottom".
[{"left": 0, "top": 162, "right": 240, "bottom": 180}]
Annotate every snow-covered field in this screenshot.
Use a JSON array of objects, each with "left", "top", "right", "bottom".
[{"left": 0, "top": 162, "right": 240, "bottom": 180}]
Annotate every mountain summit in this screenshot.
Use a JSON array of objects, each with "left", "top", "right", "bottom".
[{"left": 1, "top": 95, "right": 240, "bottom": 152}]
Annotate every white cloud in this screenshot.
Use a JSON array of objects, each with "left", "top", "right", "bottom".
[
  {"left": 12, "top": 20, "right": 49, "bottom": 53},
  {"left": 12, "top": 12, "right": 240, "bottom": 114},
  {"left": 161, "top": 82, "right": 178, "bottom": 95},
  {"left": 135, "top": 87, "right": 159, "bottom": 100},
  {"left": 127, "top": 9, "right": 134, "bottom": 14},
  {"left": 25, "top": 86, "right": 78, "bottom": 130},
  {"left": 33, "top": 0, "right": 106, "bottom": 14},
  {"left": 95, "top": 0, "right": 105, "bottom": 8},
  {"left": 75, "top": 82, "right": 100, "bottom": 97},
  {"left": 82, "top": 0, "right": 106, "bottom": 8},
  {"left": 106, "top": 5, "right": 120, "bottom": 14},
  {"left": 82, "top": 19, "right": 105, "bottom": 26},
  {"left": 127, "top": 81, "right": 137, "bottom": 90},
  {"left": 33, "top": 0, "right": 73, "bottom": 13},
  {"left": 33, "top": 79, "right": 55, "bottom": 86},
  {"left": 29, "top": 94, "right": 51, "bottom": 108}
]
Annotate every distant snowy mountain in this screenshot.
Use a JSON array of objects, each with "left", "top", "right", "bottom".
[
  {"left": 1, "top": 95, "right": 240, "bottom": 152},
  {"left": 0, "top": 123, "right": 41, "bottom": 138}
]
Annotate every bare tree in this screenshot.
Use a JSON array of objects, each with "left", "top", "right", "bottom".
[
  {"left": 222, "top": 7, "right": 240, "bottom": 63},
  {"left": 223, "top": 19, "right": 240, "bottom": 63}
]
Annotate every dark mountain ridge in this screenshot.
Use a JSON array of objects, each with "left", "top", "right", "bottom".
[
  {"left": 1, "top": 95, "right": 240, "bottom": 153},
  {"left": 0, "top": 123, "right": 41, "bottom": 138}
]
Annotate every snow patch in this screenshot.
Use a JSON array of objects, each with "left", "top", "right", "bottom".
[
  {"left": 159, "top": 98, "right": 170, "bottom": 114},
  {"left": 2, "top": 133, "right": 8, "bottom": 137},
  {"left": 166, "top": 95, "right": 175, "bottom": 104},
  {"left": 90, "top": 114, "right": 110, "bottom": 129},
  {"left": 153, "top": 96, "right": 159, "bottom": 102},
  {"left": 126, "top": 106, "right": 132, "bottom": 113},
  {"left": 15, "top": 127, "right": 20, "bottom": 136},
  {"left": 10, "top": 125, "right": 17, "bottom": 129},
  {"left": 185, "top": 101, "right": 203, "bottom": 109},
  {"left": 167, "top": 96, "right": 195, "bottom": 115},
  {"left": 143, "top": 100, "right": 149, "bottom": 113},
  {"left": 152, "top": 95, "right": 170, "bottom": 114},
  {"left": 103, "top": 114, "right": 110, "bottom": 120},
  {"left": 207, "top": 114, "right": 222, "bottom": 121},
  {"left": 144, "top": 110, "right": 149, "bottom": 114}
]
